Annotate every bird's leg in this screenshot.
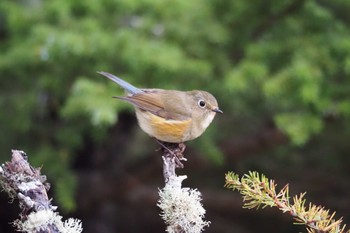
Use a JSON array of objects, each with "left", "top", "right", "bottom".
[{"left": 156, "top": 140, "right": 186, "bottom": 168}]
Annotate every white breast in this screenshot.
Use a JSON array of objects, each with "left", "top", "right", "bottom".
[
  {"left": 201, "top": 112, "right": 216, "bottom": 130},
  {"left": 189, "top": 112, "right": 216, "bottom": 140}
]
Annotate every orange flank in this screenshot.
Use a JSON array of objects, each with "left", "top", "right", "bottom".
[
  {"left": 135, "top": 109, "right": 193, "bottom": 142},
  {"left": 149, "top": 113, "right": 192, "bottom": 142}
]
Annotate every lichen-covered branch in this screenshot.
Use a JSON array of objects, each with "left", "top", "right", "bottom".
[
  {"left": 0, "top": 149, "right": 82, "bottom": 233},
  {"left": 157, "top": 142, "right": 210, "bottom": 233},
  {"left": 225, "top": 171, "right": 349, "bottom": 233}
]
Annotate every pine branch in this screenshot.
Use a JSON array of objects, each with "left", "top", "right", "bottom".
[
  {"left": 0, "top": 149, "right": 82, "bottom": 233},
  {"left": 225, "top": 171, "right": 349, "bottom": 233}
]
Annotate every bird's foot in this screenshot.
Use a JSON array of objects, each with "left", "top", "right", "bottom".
[{"left": 156, "top": 140, "right": 186, "bottom": 168}]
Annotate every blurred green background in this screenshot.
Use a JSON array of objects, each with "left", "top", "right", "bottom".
[{"left": 1, "top": 0, "right": 350, "bottom": 232}]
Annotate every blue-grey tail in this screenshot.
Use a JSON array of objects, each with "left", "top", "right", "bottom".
[{"left": 97, "top": 71, "right": 143, "bottom": 95}]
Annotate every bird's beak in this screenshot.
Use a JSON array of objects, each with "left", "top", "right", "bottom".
[{"left": 212, "top": 107, "right": 223, "bottom": 114}]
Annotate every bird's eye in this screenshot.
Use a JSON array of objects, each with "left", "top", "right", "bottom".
[{"left": 198, "top": 100, "right": 206, "bottom": 108}]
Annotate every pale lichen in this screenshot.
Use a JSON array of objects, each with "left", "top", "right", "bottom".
[
  {"left": 14, "top": 209, "right": 82, "bottom": 233},
  {"left": 158, "top": 175, "right": 210, "bottom": 233}
]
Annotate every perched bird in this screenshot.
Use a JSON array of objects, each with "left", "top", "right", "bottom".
[{"left": 98, "top": 71, "right": 222, "bottom": 143}]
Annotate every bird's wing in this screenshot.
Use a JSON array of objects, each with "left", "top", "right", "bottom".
[{"left": 116, "top": 91, "right": 190, "bottom": 121}]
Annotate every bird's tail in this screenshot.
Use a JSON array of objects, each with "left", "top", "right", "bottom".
[{"left": 97, "top": 71, "right": 143, "bottom": 95}]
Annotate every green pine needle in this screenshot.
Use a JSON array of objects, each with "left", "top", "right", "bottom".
[{"left": 225, "top": 171, "right": 349, "bottom": 233}]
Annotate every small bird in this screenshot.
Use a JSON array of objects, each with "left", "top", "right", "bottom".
[{"left": 98, "top": 71, "right": 222, "bottom": 143}]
